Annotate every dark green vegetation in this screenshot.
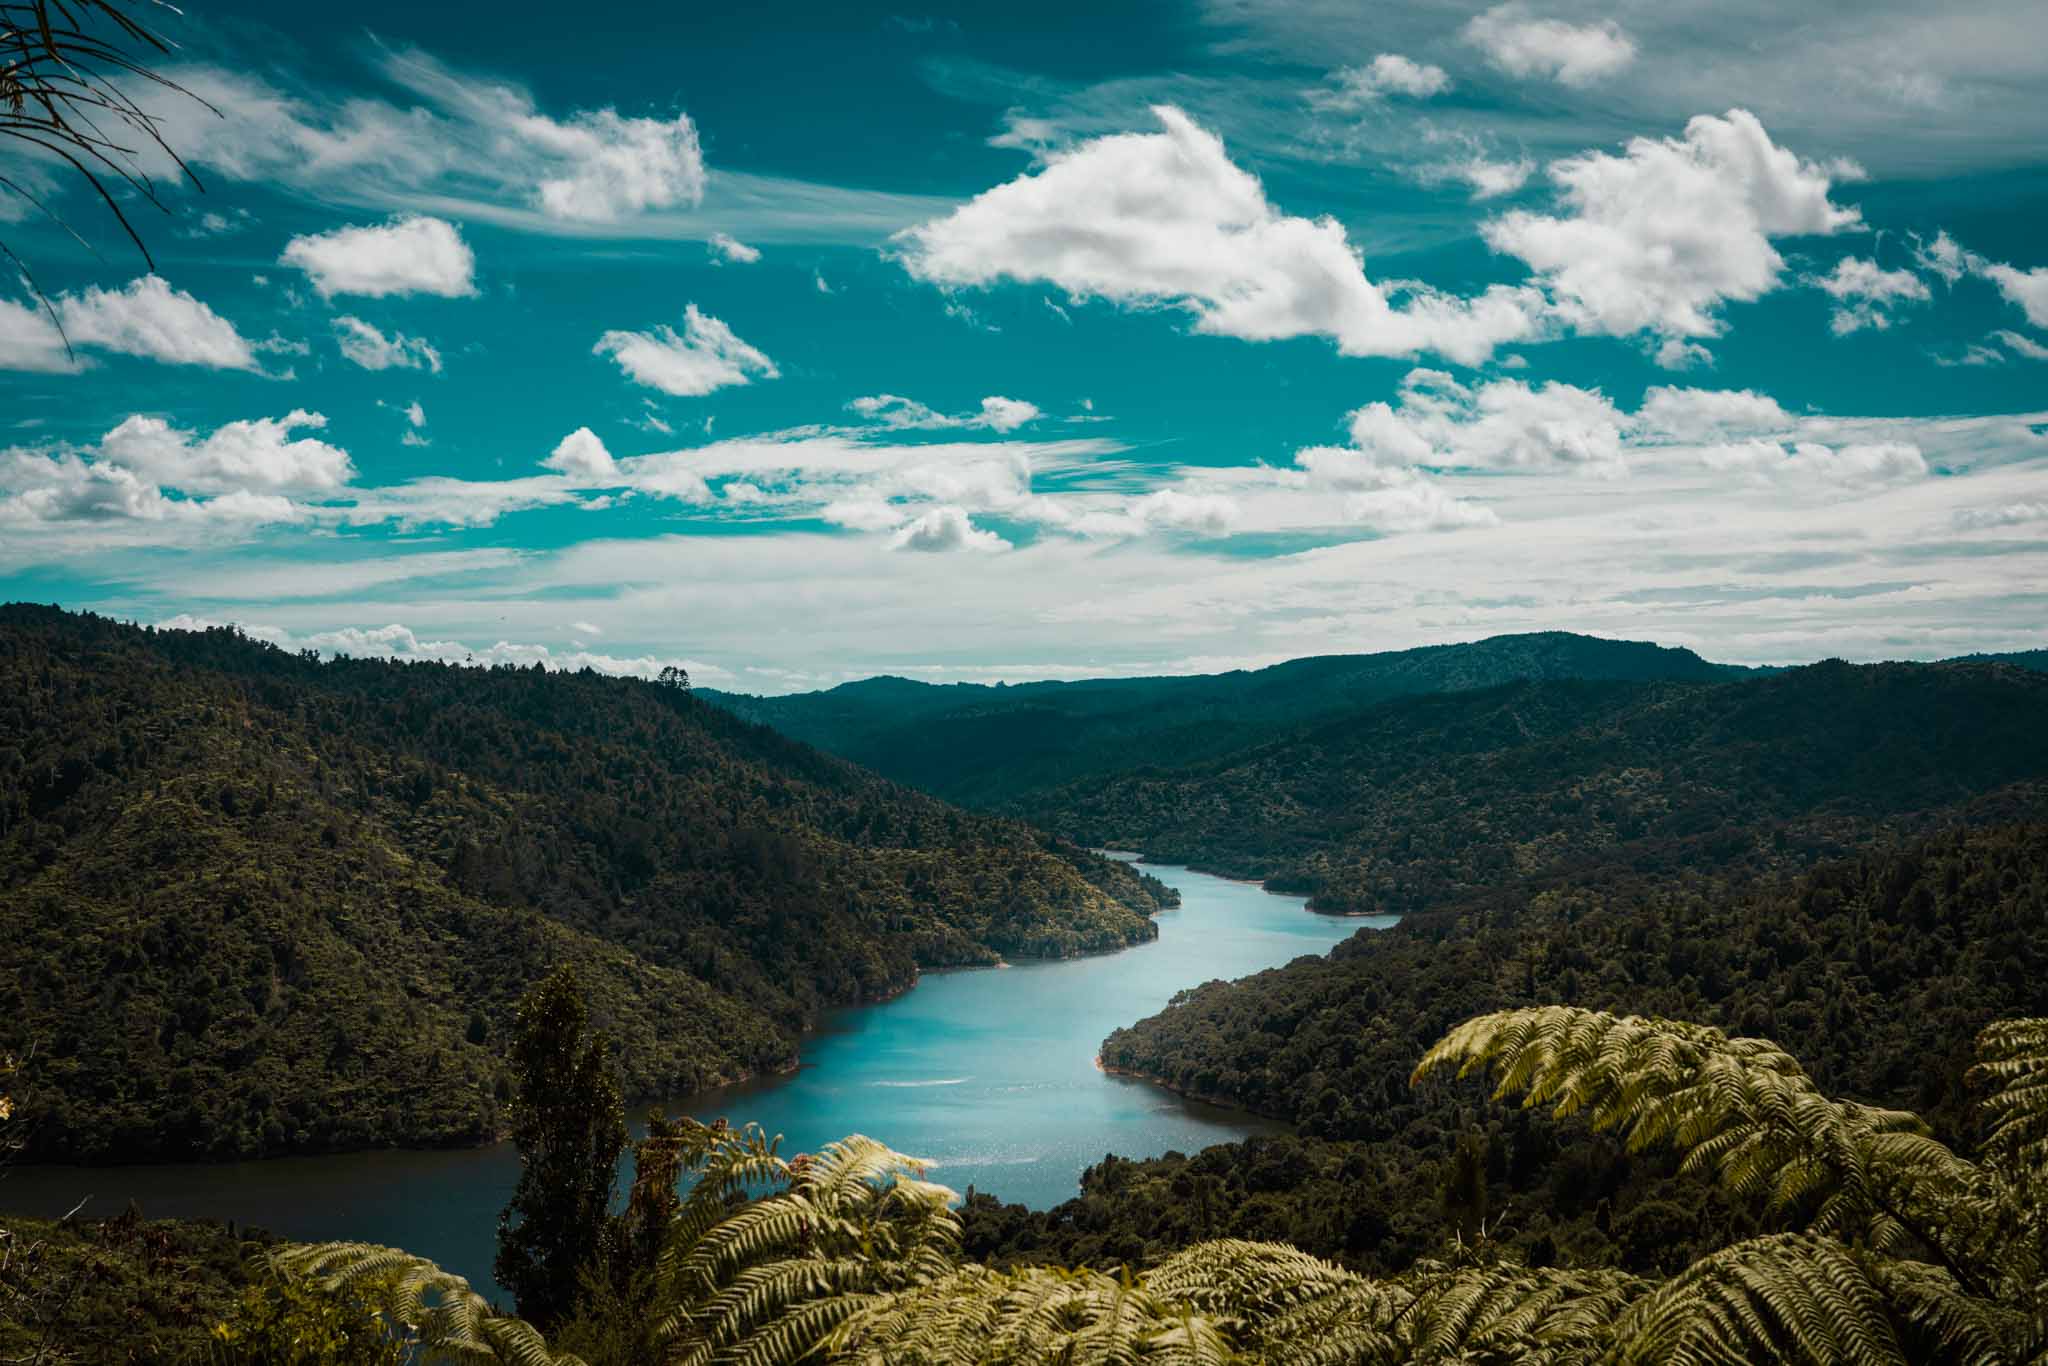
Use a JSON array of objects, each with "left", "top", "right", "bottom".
[
  {"left": 1031, "top": 660, "right": 2048, "bottom": 911},
  {"left": 983, "top": 821, "right": 2048, "bottom": 1279},
  {"left": 241, "top": 1001, "right": 2048, "bottom": 1363},
  {"left": 494, "top": 968, "right": 628, "bottom": 1328},
  {"left": 0, "top": 1209, "right": 265, "bottom": 1364},
  {"left": 703, "top": 632, "right": 1750, "bottom": 809},
  {"left": 0, "top": 605, "right": 1169, "bottom": 1162}
]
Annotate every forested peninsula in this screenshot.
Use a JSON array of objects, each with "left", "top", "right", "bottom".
[{"left": 955, "top": 820, "right": 2048, "bottom": 1278}]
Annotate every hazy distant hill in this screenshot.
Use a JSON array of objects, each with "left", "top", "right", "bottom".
[
  {"left": 702, "top": 632, "right": 1754, "bottom": 808},
  {"left": 0, "top": 606, "right": 1169, "bottom": 1162},
  {"left": 1025, "top": 660, "right": 2048, "bottom": 911}
]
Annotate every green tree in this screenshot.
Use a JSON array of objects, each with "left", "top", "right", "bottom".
[
  {"left": 282, "top": 1006, "right": 2048, "bottom": 1363},
  {"left": 494, "top": 967, "right": 627, "bottom": 1329}
]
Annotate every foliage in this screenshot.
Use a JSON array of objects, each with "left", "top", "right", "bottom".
[
  {"left": 206, "top": 1269, "right": 410, "bottom": 1365},
  {"left": 270, "top": 1242, "right": 574, "bottom": 1365},
  {"left": 0, "top": 605, "right": 1168, "bottom": 1161},
  {"left": 703, "top": 631, "right": 1748, "bottom": 810},
  {"left": 496, "top": 968, "right": 627, "bottom": 1328},
  {"left": 271, "top": 1007, "right": 2048, "bottom": 1363},
  {"left": 1026, "top": 660, "right": 2048, "bottom": 911},
  {"left": 0, "top": 1, "right": 207, "bottom": 331},
  {"left": 1077, "top": 822, "right": 2048, "bottom": 1271},
  {"left": 0, "top": 1209, "right": 264, "bottom": 1363}
]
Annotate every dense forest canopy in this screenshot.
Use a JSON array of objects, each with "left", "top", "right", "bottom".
[
  {"left": 0, "top": 605, "right": 1170, "bottom": 1162},
  {"left": 1023, "top": 659, "right": 2048, "bottom": 911},
  {"left": 701, "top": 632, "right": 1754, "bottom": 808}
]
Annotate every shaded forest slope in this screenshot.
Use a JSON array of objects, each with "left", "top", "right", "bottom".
[
  {"left": 703, "top": 632, "right": 1750, "bottom": 809},
  {"left": 1024, "top": 660, "right": 2048, "bottom": 911},
  {"left": 966, "top": 820, "right": 2048, "bottom": 1276},
  {"left": 0, "top": 606, "right": 1169, "bottom": 1162}
]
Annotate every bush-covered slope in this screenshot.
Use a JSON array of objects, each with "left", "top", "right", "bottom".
[
  {"left": 1104, "top": 819, "right": 2048, "bottom": 1152},
  {"left": 0, "top": 605, "right": 1169, "bottom": 1162},
  {"left": 703, "top": 632, "right": 1751, "bottom": 808},
  {"left": 1024, "top": 660, "right": 2048, "bottom": 911},
  {"left": 0, "top": 1211, "right": 266, "bottom": 1363},
  {"left": 967, "top": 820, "right": 2048, "bottom": 1277}
]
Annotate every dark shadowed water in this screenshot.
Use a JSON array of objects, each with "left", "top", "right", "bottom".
[{"left": 0, "top": 863, "right": 1393, "bottom": 1296}]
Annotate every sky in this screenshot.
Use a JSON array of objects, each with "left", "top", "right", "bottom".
[{"left": 1, "top": 0, "right": 2044, "bottom": 691}]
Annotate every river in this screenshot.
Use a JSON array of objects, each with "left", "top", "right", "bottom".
[{"left": 0, "top": 862, "right": 1393, "bottom": 1295}]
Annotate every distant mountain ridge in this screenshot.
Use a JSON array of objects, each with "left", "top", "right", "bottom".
[
  {"left": 702, "top": 632, "right": 1759, "bottom": 808},
  {"left": 1025, "top": 659, "right": 2048, "bottom": 911},
  {"left": 0, "top": 605, "right": 1169, "bottom": 1163}
]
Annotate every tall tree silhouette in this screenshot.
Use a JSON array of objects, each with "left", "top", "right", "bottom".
[{"left": 494, "top": 967, "right": 626, "bottom": 1328}]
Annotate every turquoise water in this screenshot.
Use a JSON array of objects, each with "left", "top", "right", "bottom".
[{"left": 0, "top": 863, "right": 1391, "bottom": 1295}]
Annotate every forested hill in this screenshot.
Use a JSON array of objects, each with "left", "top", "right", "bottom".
[
  {"left": 701, "top": 632, "right": 1751, "bottom": 808},
  {"left": 1022, "top": 659, "right": 2048, "bottom": 912},
  {"left": 977, "top": 820, "right": 2048, "bottom": 1276},
  {"left": 0, "top": 605, "right": 1170, "bottom": 1163}
]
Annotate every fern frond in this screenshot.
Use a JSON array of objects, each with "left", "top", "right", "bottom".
[
  {"left": 1609, "top": 1232, "right": 1911, "bottom": 1365},
  {"left": 1415, "top": 1006, "right": 1982, "bottom": 1253},
  {"left": 1972, "top": 1018, "right": 2048, "bottom": 1176},
  {"left": 272, "top": 1242, "right": 581, "bottom": 1365}
]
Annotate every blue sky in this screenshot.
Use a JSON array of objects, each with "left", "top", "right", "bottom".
[{"left": 2, "top": 0, "right": 2044, "bottom": 689}]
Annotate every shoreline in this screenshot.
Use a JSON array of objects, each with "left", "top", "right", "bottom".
[
  {"left": 8, "top": 902, "right": 1163, "bottom": 1171},
  {"left": 1115, "top": 852, "right": 1387, "bottom": 919},
  {"left": 1093, "top": 1053, "right": 1254, "bottom": 1115}
]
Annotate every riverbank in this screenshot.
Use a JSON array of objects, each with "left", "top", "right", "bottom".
[
  {"left": 1092, "top": 1054, "right": 1247, "bottom": 1113},
  {"left": 0, "top": 864, "right": 1379, "bottom": 1296}
]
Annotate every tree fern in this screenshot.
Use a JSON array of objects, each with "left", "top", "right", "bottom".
[
  {"left": 271, "top": 1243, "right": 578, "bottom": 1365},
  {"left": 1971, "top": 1019, "right": 2048, "bottom": 1176},
  {"left": 1412, "top": 1006, "right": 1977, "bottom": 1253},
  {"left": 259, "top": 1009, "right": 2048, "bottom": 1365}
]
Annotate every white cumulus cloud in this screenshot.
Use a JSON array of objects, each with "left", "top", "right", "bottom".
[
  {"left": 1632, "top": 385, "right": 1791, "bottom": 440},
  {"left": 281, "top": 215, "right": 477, "bottom": 299},
  {"left": 896, "top": 105, "right": 1539, "bottom": 366},
  {"left": 889, "top": 504, "right": 1010, "bottom": 553},
  {"left": 543, "top": 427, "right": 618, "bottom": 480},
  {"left": 98, "top": 410, "right": 355, "bottom": 494},
  {"left": 708, "top": 232, "right": 761, "bottom": 264},
  {"left": 1484, "top": 109, "right": 1861, "bottom": 361},
  {"left": 1319, "top": 54, "right": 1451, "bottom": 107},
  {"left": 1425, "top": 153, "right": 1536, "bottom": 200},
  {"left": 1811, "top": 257, "right": 1931, "bottom": 334},
  {"left": 517, "top": 107, "right": 705, "bottom": 222},
  {"left": 0, "top": 276, "right": 260, "bottom": 372},
  {"left": 1346, "top": 369, "right": 1629, "bottom": 477},
  {"left": 1463, "top": 5, "right": 1637, "bottom": 86},
  {"left": 594, "top": 304, "right": 778, "bottom": 397}
]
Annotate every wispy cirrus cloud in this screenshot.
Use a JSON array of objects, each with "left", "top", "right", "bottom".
[{"left": 128, "top": 46, "right": 949, "bottom": 243}]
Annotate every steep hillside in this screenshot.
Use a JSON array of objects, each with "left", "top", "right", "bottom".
[
  {"left": 0, "top": 606, "right": 1169, "bottom": 1162},
  {"left": 1103, "top": 820, "right": 2048, "bottom": 1148},
  {"left": 1025, "top": 661, "right": 2048, "bottom": 911},
  {"left": 702, "top": 632, "right": 1751, "bottom": 808},
  {"left": 954, "top": 821, "right": 2048, "bottom": 1277}
]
